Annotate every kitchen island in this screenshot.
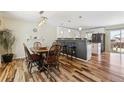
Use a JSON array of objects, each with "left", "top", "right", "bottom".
[{"left": 57, "top": 38, "right": 92, "bottom": 60}]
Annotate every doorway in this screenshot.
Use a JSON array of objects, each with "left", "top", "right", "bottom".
[{"left": 110, "top": 29, "right": 124, "bottom": 53}]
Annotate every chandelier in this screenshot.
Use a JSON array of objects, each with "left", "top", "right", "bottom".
[{"left": 38, "top": 16, "right": 48, "bottom": 27}]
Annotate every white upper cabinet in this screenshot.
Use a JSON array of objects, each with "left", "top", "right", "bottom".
[{"left": 57, "top": 27, "right": 81, "bottom": 38}]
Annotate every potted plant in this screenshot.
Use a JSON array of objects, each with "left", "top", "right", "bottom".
[{"left": 0, "top": 29, "right": 15, "bottom": 63}]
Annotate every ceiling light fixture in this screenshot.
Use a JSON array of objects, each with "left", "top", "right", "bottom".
[
  {"left": 68, "top": 29, "right": 71, "bottom": 32},
  {"left": 60, "top": 31, "right": 63, "bottom": 34},
  {"left": 38, "top": 16, "right": 48, "bottom": 27},
  {"left": 38, "top": 11, "right": 48, "bottom": 27},
  {"left": 78, "top": 27, "right": 82, "bottom": 31}
]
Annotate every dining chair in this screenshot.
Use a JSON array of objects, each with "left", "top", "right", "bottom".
[
  {"left": 23, "top": 43, "right": 42, "bottom": 73},
  {"left": 52, "top": 41, "right": 62, "bottom": 56},
  {"left": 52, "top": 41, "right": 61, "bottom": 46},
  {"left": 33, "top": 42, "right": 42, "bottom": 49},
  {"left": 43, "top": 44, "right": 61, "bottom": 79}
]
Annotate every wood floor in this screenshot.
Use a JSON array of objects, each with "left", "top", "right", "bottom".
[{"left": 0, "top": 53, "right": 124, "bottom": 82}]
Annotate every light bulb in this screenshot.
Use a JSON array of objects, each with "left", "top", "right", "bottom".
[
  {"left": 78, "top": 27, "right": 82, "bottom": 31},
  {"left": 61, "top": 31, "right": 63, "bottom": 34},
  {"left": 68, "top": 29, "right": 71, "bottom": 32}
]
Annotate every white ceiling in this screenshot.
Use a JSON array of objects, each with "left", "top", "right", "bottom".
[{"left": 1, "top": 11, "right": 124, "bottom": 28}]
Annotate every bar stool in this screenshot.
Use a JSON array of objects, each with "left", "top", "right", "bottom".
[
  {"left": 62, "top": 45, "right": 68, "bottom": 57},
  {"left": 67, "top": 43, "right": 76, "bottom": 60}
]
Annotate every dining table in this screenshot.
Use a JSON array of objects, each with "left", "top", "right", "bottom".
[
  {"left": 31, "top": 46, "right": 48, "bottom": 53},
  {"left": 30, "top": 47, "right": 49, "bottom": 71}
]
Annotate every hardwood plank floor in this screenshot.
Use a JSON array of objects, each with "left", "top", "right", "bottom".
[{"left": 0, "top": 52, "right": 124, "bottom": 82}]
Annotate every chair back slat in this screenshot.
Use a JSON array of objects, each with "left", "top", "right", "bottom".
[
  {"left": 46, "top": 44, "right": 61, "bottom": 63},
  {"left": 33, "top": 42, "right": 42, "bottom": 49},
  {"left": 23, "top": 43, "right": 32, "bottom": 61}
]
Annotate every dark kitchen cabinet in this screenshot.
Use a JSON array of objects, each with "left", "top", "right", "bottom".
[{"left": 92, "top": 33, "right": 105, "bottom": 52}]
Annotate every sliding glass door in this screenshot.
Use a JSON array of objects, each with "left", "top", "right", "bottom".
[
  {"left": 110, "top": 29, "right": 124, "bottom": 53},
  {"left": 120, "top": 30, "right": 124, "bottom": 53}
]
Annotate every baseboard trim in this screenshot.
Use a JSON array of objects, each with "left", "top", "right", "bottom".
[{"left": 60, "top": 53, "right": 89, "bottom": 62}]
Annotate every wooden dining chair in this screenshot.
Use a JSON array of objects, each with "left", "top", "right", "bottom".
[
  {"left": 23, "top": 43, "right": 41, "bottom": 73},
  {"left": 43, "top": 44, "right": 61, "bottom": 79},
  {"left": 33, "top": 42, "right": 42, "bottom": 49},
  {"left": 52, "top": 41, "right": 61, "bottom": 46}
]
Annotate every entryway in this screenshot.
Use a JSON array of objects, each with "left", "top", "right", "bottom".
[{"left": 110, "top": 29, "right": 124, "bottom": 53}]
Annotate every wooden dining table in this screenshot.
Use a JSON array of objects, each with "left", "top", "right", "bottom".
[
  {"left": 30, "top": 47, "right": 49, "bottom": 71},
  {"left": 31, "top": 47, "right": 49, "bottom": 54}
]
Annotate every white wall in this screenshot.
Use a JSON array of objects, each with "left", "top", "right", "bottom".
[
  {"left": 2, "top": 17, "right": 57, "bottom": 58},
  {"left": 0, "top": 15, "right": 5, "bottom": 30},
  {"left": 33, "top": 23, "right": 57, "bottom": 48},
  {"left": 0, "top": 16, "right": 5, "bottom": 54}
]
